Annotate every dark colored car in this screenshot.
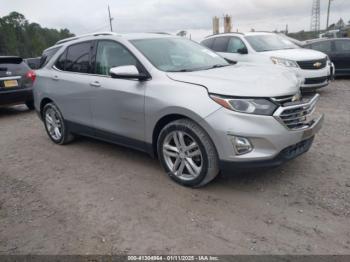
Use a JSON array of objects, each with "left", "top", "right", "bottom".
[
  {"left": 0, "top": 56, "right": 36, "bottom": 109},
  {"left": 303, "top": 38, "right": 350, "bottom": 76}
]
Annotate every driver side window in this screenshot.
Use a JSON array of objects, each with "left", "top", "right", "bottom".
[
  {"left": 227, "top": 37, "right": 246, "bottom": 53},
  {"left": 95, "top": 41, "right": 137, "bottom": 76}
]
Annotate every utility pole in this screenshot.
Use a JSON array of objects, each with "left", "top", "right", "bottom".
[
  {"left": 310, "top": 0, "right": 321, "bottom": 33},
  {"left": 326, "top": 0, "right": 334, "bottom": 30},
  {"left": 108, "top": 5, "right": 114, "bottom": 32}
]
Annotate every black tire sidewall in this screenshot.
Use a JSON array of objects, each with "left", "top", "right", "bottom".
[
  {"left": 25, "top": 100, "right": 35, "bottom": 110},
  {"left": 158, "top": 122, "right": 210, "bottom": 187}
]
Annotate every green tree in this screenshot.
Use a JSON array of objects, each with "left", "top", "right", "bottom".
[{"left": 0, "top": 12, "right": 74, "bottom": 57}]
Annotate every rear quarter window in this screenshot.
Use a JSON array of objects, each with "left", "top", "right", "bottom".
[{"left": 40, "top": 47, "right": 61, "bottom": 68}]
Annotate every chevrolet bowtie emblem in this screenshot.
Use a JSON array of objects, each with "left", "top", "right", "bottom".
[{"left": 313, "top": 62, "right": 322, "bottom": 68}]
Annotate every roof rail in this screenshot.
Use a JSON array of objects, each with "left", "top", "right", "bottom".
[
  {"left": 205, "top": 32, "right": 245, "bottom": 38},
  {"left": 55, "top": 32, "right": 119, "bottom": 45}
]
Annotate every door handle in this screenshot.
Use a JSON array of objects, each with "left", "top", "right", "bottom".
[
  {"left": 90, "top": 81, "right": 101, "bottom": 88},
  {"left": 52, "top": 75, "right": 59, "bottom": 81}
]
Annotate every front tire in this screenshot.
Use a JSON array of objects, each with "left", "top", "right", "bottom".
[
  {"left": 42, "top": 103, "right": 74, "bottom": 145},
  {"left": 157, "top": 119, "right": 219, "bottom": 188}
]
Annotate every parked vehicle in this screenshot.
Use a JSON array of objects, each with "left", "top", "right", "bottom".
[
  {"left": 201, "top": 32, "right": 334, "bottom": 91},
  {"left": 24, "top": 57, "right": 41, "bottom": 70},
  {"left": 303, "top": 38, "right": 350, "bottom": 76},
  {"left": 33, "top": 33, "right": 324, "bottom": 187},
  {"left": 0, "top": 56, "right": 36, "bottom": 109}
]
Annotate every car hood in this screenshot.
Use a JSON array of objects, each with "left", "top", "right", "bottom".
[
  {"left": 260, "top": 48, "right": 327, "bottom": 61},
  {"left": 167, "top": 63, "right": 300, "bottom": 97}
]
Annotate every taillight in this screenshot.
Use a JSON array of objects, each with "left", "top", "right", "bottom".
[{"left": 26, "top": 70, "right": 36, "bottom": 82}]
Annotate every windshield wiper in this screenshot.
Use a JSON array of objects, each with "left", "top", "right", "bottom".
[
  {"left": 167, "top": 69, "right": 194, "bottom": 72},
  {"left": 204, "top": 64, "right": 230, "bottom": 70}
]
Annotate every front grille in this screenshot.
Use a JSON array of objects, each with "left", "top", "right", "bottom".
[
  {"left": 274, "top": 94, "right": 319, "bottom": 130},
  {"left": 297, "top": 58, "right": 327, "bottom": 70},
  {"left": 304, "top": 76, "right": 328, "bottom": 85}
]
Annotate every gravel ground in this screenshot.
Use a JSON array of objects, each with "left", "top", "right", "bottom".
[{"left": 0, "top": 80, "right": 349, "bottom": 255}]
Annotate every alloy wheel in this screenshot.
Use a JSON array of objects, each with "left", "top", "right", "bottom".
[
  {"left": 162, "top": 130, "right": 203, "bottom": 181},
  {"left": 45, "top": 107, "right": 63, "bottom": 141}
]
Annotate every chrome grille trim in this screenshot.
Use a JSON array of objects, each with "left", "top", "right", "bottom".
[
  {"left": 271, "top": 95, "right": 294, "bottom": 104},
  {"left": 274, "top": 94, "right": 320, "bottom": 130}
]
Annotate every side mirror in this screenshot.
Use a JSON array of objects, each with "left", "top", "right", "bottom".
[
  {"left": 110, "top": 65, "right": 149, "bottom": 81},
  {"left": 237, "top": 47, "right": 248, "bottom": 55}
]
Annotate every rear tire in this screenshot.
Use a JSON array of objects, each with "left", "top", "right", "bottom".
[
  {"left": 42, "top": 103, "right": 74, "bottom": 145},
  {"left": 157, "top": 119, "right": 219, "bottom": 188},
  {"left": 25, "top": 100, "right": 35, "bottom": 110}
]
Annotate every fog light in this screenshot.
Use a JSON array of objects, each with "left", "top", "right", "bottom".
[{"left": 231, "top": 136, "right": 253, "bottom": 155}]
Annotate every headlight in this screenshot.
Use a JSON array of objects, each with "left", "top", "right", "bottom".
[
  {"left": 271, "top": 57, "right": 299, "bottom": 68},
  {"left": 210, "top": 95, "right": 277, "bottom": 115}
]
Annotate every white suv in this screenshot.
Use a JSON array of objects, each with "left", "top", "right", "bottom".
[{"left": 201, "top": 32, "right": 334, "bottom": 91}]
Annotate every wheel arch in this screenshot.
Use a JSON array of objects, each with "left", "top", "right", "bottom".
[
  {"left": 39, "top": 97, "right": 54, "bottom": 119},
  {"left": 151, "top": 112, "right": 218, "bottom": 159}
]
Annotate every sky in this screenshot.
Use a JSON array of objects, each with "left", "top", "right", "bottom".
[{"left": 1, "top": 0, "right": 350, "bottom": 41}]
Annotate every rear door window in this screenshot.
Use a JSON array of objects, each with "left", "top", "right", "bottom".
[
  {"left": 201, "top": 38, "right": 215, "bottom": 49},
  {"left": 55, "top": 42, "right": 92, "bottom": 73},
  {"left": 334, "top": 40, "right": 350, "bottom": 52},
  {"left": 311, "top": 41, "right": 332, "bottom": 53},
  {"left": 211, "top": 37, "right": 230, "bottom": 52},
  {"left": 65, "top": 42, "right": 92, "bottom": 73}
]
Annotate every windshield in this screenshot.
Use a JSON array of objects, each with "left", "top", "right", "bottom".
[
  {"left": 245, "top": 34, "right": 299, "bottom": 52},
  {"left": 131, "top": 38, "right": 229, "bottom": 72}
]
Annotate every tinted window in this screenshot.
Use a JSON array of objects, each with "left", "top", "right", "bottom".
[
  {"left": 55, "top": 50, "right": 67, "bottom": 71},
  {"left": 0, "top": 57, "right": 29, "bottom": 77},
  {"left": 310, "top": 41, "right": 332, "bottom": 53},
  {"left": 212, "top": 37, "right": 230, "bottom": 52},
  {"left": 64, "top": 42, "right": 92, "bottom": 73},
  {"left": 335, "top": 40, "right": 350, "bottom": 52},
  {"left": 40, "top": 47, "right": 60, "bottom": 68},
  {"left": 95, "top": 41, "right": 137, "bottom": 75},
  {"left": 227, "top": 37, "right": 246, "bottom": 53},
  {"left": 201, "top": 38, "right": 214, "bottom": 49}
]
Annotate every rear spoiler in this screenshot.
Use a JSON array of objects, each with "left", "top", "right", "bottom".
[{"left": 0, "top": 56, "right": 23, "bottom": 64}]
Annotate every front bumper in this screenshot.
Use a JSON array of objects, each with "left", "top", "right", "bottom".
[
  {"left": 220, "top": 136, "right": 315, "bottom": 170},
  {"left": 296, "top": 64, "right": 333, "bottom": 89},
  {"left": 203, "top": 97, "right": 324, "bottom": 170}
]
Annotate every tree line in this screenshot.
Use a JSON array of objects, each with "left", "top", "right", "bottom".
[{"left": 0, "top": 12, "right": 74, "bottom": 58}]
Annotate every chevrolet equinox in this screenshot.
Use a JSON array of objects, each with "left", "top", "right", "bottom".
[{"left": 33, "top": 33, "right": 324, "bottom": 187}]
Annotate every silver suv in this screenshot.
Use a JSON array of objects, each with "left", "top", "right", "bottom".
[{"left": 34, "top": 32, "right": 324, "bottom": 187}]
